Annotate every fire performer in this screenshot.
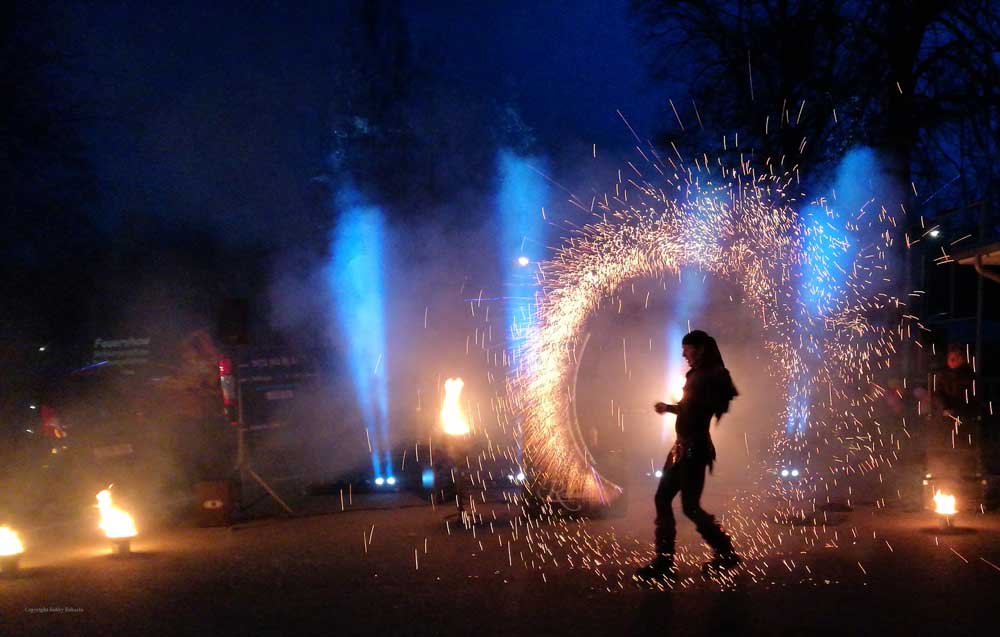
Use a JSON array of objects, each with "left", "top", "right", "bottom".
[{"left": 637, "top": 330, "right": 740, "bottom": 582}]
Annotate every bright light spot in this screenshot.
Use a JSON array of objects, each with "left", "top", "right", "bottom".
[
  {"left": 28, "top": 405, "right": 36, "bottom": 410},
  {"left": 933, "top": 490, "right": 956, "bottom": 515},
  {"left": 375, "top": 477, "right": 385, "bottom": 486},
  {"left": 515, "top": 472, "right": 526, "bottom": 482},
  {"left": 654, "top": 469, "right": 663, "bottom": 478},
  {"left": 96, "top": 489, "right": 137, "bottom": 539},
  {"left": 421, "top": 468, "right": 435, "bottom": 489},
  {"left": 0, "top": 526, "right": 24, "bottom": 556},
  {"left": 441, "top": 378, "right": 470, "bottom": 436},
  {"left": 386, "top": 477, "right": 396, "bottom": 486},
  {"left": 329, "top": 187, "right": 390, "bottom": 482},
  {"left": 517, "top": 255, "right": 530, "bottom": 267},
  {"left": 668, "top": 376, "right": 685, "bottom": 403},
  {"left": 38, "top": 346, "right": 46, "bottom": 352},
  {"left": 929, "top": 229, "right": 941, "bottom": 238},
  {"left": 791, "top": 469, "right": 800, "bottom": 477},
  {"left": 780, "top": 469, "right": 790, "bottom": 477}
]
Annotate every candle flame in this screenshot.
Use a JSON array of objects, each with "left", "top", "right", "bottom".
[
  {"left": 441, "top": 377, "right": 470, "bottom": 436},
  {"left": 0, "top": 526, "right": 24, "bottom": 556},
  {"left": 96, "top": 489, "right": 137, "bottom": 539}
]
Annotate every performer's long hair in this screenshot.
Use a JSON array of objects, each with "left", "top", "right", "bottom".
[{"left": 682, "top": 330, "right": 739, "bottom": 418}]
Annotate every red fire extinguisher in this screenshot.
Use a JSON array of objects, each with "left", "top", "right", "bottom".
[{"left": 218, "top": 357, "right": 238, "bottom": 426}]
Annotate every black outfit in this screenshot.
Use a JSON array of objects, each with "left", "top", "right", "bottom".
[
  {"left": 654, "top": 364, "right": 737, "bottom": 558},
  {"left": 937, "top": 363, "right": 978, "bottom": 421}
]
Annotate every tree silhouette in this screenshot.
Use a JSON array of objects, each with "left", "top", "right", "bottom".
[{"left": 630, "top": 0, "right": 999, "bottom": 210}]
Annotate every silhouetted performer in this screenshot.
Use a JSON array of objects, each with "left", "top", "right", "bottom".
[
  {"left": 637, "top": 330, "right": 740, "bottom": 582},
  {"left": 936, "top": 344, "right": 978, "bottom": 424}
]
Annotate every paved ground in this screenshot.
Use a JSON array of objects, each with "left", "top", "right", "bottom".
[{"left": 2, "top": 481, "right": 998, "bottom": 636}]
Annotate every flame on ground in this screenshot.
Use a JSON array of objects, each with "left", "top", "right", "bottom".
[
  {"left": 0, "top": 526, "right": 24, "bottom": 557},
  {"left": 933, "top": 490, "right": 957, "bottom": 516},
  {"left": 441, "top": 377, "right": 470, "bottom": 436},
  {"left": 96, "top": 489, "right": 137, "bottom": 539}
]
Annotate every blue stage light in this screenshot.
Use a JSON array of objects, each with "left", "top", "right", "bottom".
[
  {"left": 498, "top": 149, "right": 549, "bottom": 464},
  {"left": 328, "top": 184, "right": 392, "bottom": 481},
  {"left": 791, "top": 469, "right": 800, "bottom": 477},
  {"left": 781, "top": 469, "right": 790, "bottom": 477},
  {"left": 386, "top": 476, "right": 396, "bottom": 486},
  {"left": 785, "top": 149, "right": 874, "bottom": 436},
  {"left": 421, "top": 468, "right": 435, "bottom": 489},
  {"left": 499, "top": 149, "right": 548, "bottom": 348},
  {"left": 375, "top": 477, "right": 385, "bottom": 486},
  {"left": 662, "top": 267, "right": 707, "bottom": 442}
]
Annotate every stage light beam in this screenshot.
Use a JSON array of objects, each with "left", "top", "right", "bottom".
[{"left": 328, "top": 184, "right": 391, "bottom": 480}]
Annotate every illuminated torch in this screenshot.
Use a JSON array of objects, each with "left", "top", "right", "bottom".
[
  {"left": 0, "top": 526, "right": 24, "bottom": 577},
  {"left": 96, "top": 489, "right": 137, "bottom": 555},
  {"left": 933, "top": 490, "right": 957, "bottom": 529},
  {"left": 440, "top": 378, "right": 470, "bottom": 436}
]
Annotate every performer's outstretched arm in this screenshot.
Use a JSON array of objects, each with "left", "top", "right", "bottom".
[{"left": 654, "top": 402, "right": 679, "bottom": 415}]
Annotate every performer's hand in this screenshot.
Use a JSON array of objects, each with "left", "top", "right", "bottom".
[{"left": 654, "top": 402, "right": 670, "bottom": 414}]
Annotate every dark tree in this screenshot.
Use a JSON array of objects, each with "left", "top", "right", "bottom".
[
  {"left": 631, "top": 0, "right": 1000, "bottom": 209},
  {"left": 326, "top": 0, "right": 540, "bottom": 220}
]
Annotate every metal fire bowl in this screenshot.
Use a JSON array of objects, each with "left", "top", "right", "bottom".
[
  {"left": 111, "top": 538, "right": 132, "bottom": 556},
  {"left": 0, "top": 555, "right": 21, "bottom": 577}
]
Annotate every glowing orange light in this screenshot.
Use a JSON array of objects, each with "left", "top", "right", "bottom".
[
  {"left": 0, "top": 527, "right": 24, "bottom": 557},
  {"left": 96, "top": 489, "right": 137, "bottom": 539},
  {"left": 441, "top": 378, "right": 470, "bottom": 436},
  {"left": 668, "top": 375, "right": 685, "bottom": 403},
  {"left": 933, "top": 490, "right": 956, "bottom": 516}
]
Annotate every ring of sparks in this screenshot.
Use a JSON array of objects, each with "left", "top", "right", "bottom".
[{"left": 511, "top": 152, "right": 904, "bottom": 505}]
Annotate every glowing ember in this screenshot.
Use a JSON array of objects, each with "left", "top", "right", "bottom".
[
  {"left": 0, "top": 526, "right": 24, "bottom": 557},
  {"left": 96, "top": 489, "right": 137, "bottom": 539},
  {"left": 933, "top": 490, "right": 957, "bottom": 516},
  {"left": 441, "top": 378, "right": 470, "bottom": 436}
]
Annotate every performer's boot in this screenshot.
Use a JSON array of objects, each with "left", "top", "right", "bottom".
[
  {"left": 635, "top": 553, "right": 677, "bottom": 584},
  {"left": 701, "top": 550, "right": 741, "bottom": 574}
]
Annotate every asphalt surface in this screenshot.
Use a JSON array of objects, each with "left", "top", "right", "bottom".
[{"left": 2, "top": 482, "right": 999, "bottom": 637}]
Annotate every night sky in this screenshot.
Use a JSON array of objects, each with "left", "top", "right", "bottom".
[
  {"left": 69, "top": 1, "right": 659, "bottom": 247},
  {"left": 4, "top": 1, "right": 996, "bottom": 359}
]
